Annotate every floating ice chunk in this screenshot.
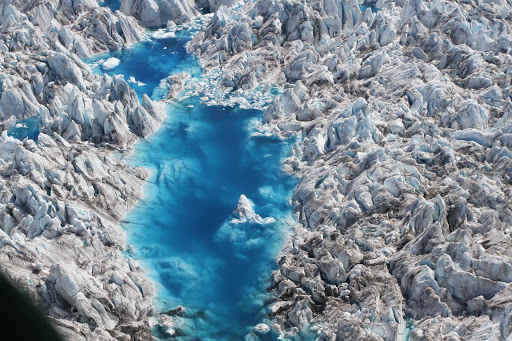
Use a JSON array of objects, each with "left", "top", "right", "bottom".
[
  {"left": 90, "top": 59, "right": 105, "bottom": 68},
  {"left": 253, "top": 323, "right": 270, "bottom": 334},
  {"left": 232, "top": 195, "right": 275, "bottom": 224},
  {"left": 127, "top": 76, "right": 146, "bottom": 86},
  {"left": 235, "top": 194, "right": 256, "bottom": 220},
  {"left": 214, "top": 194, "right": 279, "bottom": 259},
  {"left": 101, "top": 57, "right": 120, "bottom": 70},
  {"left": 166, "top": 20, "right": 177, "bottom": 31}
]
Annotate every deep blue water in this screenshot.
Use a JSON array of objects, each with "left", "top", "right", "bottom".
[
  {"left": 99, "top": 0, "right": 121, "bottom": 12},
  {"left": 360, "top": 0, "right": 379, "bottom": 12},
  {"left": 88, "top": 29, "right": 302, "bottom": 339},
  {"left": 123, "top": 99, "right": 296, "bottom": 340},
  {"left": 87, "top": 31, "right": 199, "bottom": 100},
  {"left": 7, "top": 116, "right": 40, "bottom": 143}
]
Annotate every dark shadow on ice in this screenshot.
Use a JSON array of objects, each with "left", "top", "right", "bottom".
[{"left": 0, "top": 272, "right": 64, "bottom": 341}]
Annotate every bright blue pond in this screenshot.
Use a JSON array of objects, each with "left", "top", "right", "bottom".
[
  {"left": 124, "top": 99, "right": 296, "bottom": 340},
  {"left": 90, "top": 29, "right": 301, "bottom": 339},
  {"left": 99, "top": 0, "right": 121, "bottom": 12},
  {"left": 360, "top": 0, "right": 379, "bottom": 12},
  {"left": 7, "top": 116, "right": 40, "bottom": 143},
  {"left": 87, "top": 31, "right": 199, "bottom": 100}
]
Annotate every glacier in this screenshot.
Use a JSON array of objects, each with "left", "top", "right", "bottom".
[{"left": 1, "top": 0, "right": 512, "bottom": 340}]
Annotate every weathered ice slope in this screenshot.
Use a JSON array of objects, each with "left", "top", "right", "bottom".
[
  {"left": 119, "top": 0, "right": 237, "bottom": 27},
  {"left": 188, "top": 0, "right": 512, "bottom": 339},
  {"left": 0, "top": 0, "right": 165, "bottom": 340}
]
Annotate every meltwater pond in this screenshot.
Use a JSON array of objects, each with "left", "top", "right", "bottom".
[
  {"left": 91, "top": 27, "right": 300, "bottom": 339},
  {"left": 98, "top": 0, "right": 121, "bottom": 12},
  {"left": 87, "top": 30, "right": 199, "bottom": 100},
  {"left": 123, "top": 99, "right": 296, "bottom": 340},
  {"left": 7, "top": 116, "right": 40, "bottom": 143}
]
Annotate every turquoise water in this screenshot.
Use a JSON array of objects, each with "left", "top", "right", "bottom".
[
  {"left": 360, "top": 0, "right": 379, "bottom": 12},
  {"left": 89, "top": 29, "right": 301, "bottom": 339},
  {"left": 99, "top": 0, "right": 121, "bottom": 12},
  {"left": 403, "top": 317, "right": 415, "bottom": 341},
  {"left": 7, "top": 116, "right": 40, "bottom": 143},
  {"left": 87, "top": 31, "right": 200, "bottom": 100},
  {"left": 124, "top": 99, "right": 296, "bottom": 340}
]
